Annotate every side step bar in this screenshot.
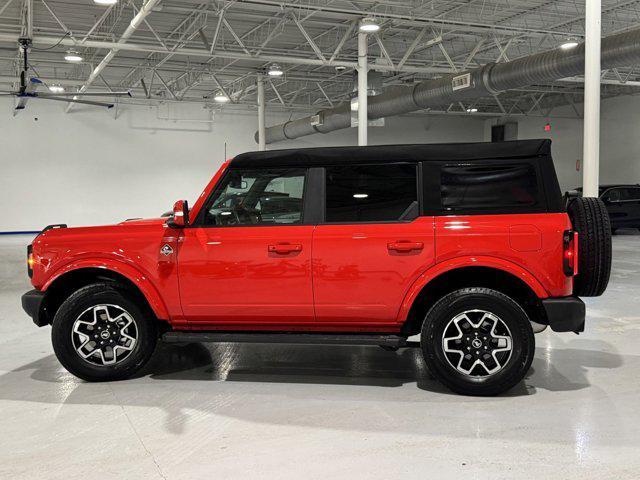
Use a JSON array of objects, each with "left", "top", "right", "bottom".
[{"left": 162, "top": 331, "right": 411, "bottom": 348}]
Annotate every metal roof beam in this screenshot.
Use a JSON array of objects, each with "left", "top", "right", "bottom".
[
  {"left": 0, "top": 0, "right": 15, "bottom": 18},
  {"left": 65, "top": 0, "right": 162, "bottom": 113},
  {"left": 0, "top": 33, "right": 454, "bottom": 75},
  {"left": 329, "top": 21, "right": 356, "bottom": 63},
  {"left": 291, "top": 13, "right": 326, "bottom": 61},
  {"left": 228, "top": 0, "right": 580, "bottom": 37}
]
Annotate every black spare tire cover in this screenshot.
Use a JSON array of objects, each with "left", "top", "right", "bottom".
[{"left": 567, "top": 197, "right": 612, "bottom": 297}]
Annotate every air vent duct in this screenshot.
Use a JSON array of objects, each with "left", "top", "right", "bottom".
[{"left": 257, "top": 27, "right": 640, "bottom": 144}]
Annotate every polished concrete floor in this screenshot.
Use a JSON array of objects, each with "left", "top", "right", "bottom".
[{"left": 1, "top": 233, "right": 639, "bottom": 479}]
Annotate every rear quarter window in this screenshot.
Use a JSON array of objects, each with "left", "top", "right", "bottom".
[{"left": 440, "top": 163, "right": 543, "bottom": 213}]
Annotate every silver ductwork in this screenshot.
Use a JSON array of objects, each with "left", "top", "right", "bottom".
[{"left": 258, "top": 27, "right": 640, "bottom": 144}]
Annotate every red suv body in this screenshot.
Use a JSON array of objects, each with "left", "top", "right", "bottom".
[{"left": 22, "top": 140, "right": 611, "bottom": 395}]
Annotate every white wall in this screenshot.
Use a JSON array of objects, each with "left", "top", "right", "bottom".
[
  {"left": 4, "top": 92, "right": 640, "bottom": 231},
  {"left": 485, "top": 94, "right": 640, "bottom": 191},
  {"left": 1, "top": 99, "right": 484, "bottom": 231}
]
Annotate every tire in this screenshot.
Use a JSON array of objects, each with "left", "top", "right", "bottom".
[
  {"left": 52, "top": 283, "right": 158, "bottom": 382},
  {"left": 421, "top": 288, "right": 535, "bottom": 396},
  {"left": 567, "top": 197, "right": 612, "bottom": 297}
]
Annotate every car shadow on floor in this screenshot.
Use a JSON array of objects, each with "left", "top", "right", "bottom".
[
  {"left": 144, "top": 342, "right": 440, "bottom": 390},
  {"left": 2, "top": 338, "right": 625, "bottom": 398},
  {"left": 146, "top": 340, "right": 624, "bottom": 396}
]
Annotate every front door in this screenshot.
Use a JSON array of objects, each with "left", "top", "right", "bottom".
[
  {"left": 312, "top": 163, "right": 435, "bottom": 326},
  {"left": 178, "top": 167, "right": 314, "bottom": 327}
]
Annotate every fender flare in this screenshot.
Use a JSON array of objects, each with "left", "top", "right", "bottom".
[
  {"left": 396, "top": 256, "right": 549, "bottom": 322},
  {"left": 42, "top": 258, "right": 170, "bottom": 320}
]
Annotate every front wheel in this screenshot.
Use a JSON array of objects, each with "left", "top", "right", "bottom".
[
  {"left": 421, "top": 288, "right": 535, "bottom": 396},
  {"left": 52, "top": 283, "right": 158, "bottom": 382}
]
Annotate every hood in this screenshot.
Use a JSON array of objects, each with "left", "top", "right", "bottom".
[
  {"left": 34, "top": 217, "right": 167, "bottom": 241},
  {"left": 117, "top": 217, "right": 166, "bottom": 226}
]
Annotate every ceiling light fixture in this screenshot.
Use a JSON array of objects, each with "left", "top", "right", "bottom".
[
  {"left": 64, "top": 50, "right": 83, "bottom": 62},
  {"left": 48, "top": 84, "right": 65, "bottom": 93},
  {"left": 359, "top": 17, "right": 380, "bottom": 33},
  {"left": 560, "top": 39, "right": 579, "bottom": 50},
  {"left": 213, "top": 91, "right": 229, "bottom": 103},
  {"left": 268, "top": 64, "right": 284, "bottom": 77},
  {"left": 93, "top": 0, "right": 118, "bottom": 5}
]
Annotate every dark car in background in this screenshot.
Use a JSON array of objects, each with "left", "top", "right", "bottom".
[{"left": 573, "top": 185, "right": 640, "bottom": 233}]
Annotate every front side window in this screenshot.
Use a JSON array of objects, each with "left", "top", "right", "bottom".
[
  {"left": 325, "top": 164, "right": 418, "bottom": 222},
  {"left": 602, "top": 188, "right": 623, "bottom": 202},
  {"left": 441, "top": 163, "right": 541, "bottom": 212},
  {"left": 202, "top": 168, "right": 306, "bottom": 226}
]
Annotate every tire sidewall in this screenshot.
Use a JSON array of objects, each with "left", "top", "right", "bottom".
[
  {"left": 422, "top": 290, "right": 534, "bottom": 395},
  {"left": 567, "top": 197, "right": 612, "bottom": 297},
  {"left": 52, "top": 285, "right": 157, "bottom": 381}
]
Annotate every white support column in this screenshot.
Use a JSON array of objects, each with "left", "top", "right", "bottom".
[
  {"left": 26, "top": 0, "right": 33, "bottom": 39},
  {"left": 357, "top": 31, "right": 368, "bottom": 146},
  {"left": 582, "top": 0, "right": 601, "bottom": 197},
  {"left": 257, "top": 74, "right": 266, "bottom": 151}
]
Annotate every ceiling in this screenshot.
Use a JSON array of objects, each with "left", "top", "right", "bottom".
[{"left": 1, "top": 0, "right": 640, "bottom": 117}]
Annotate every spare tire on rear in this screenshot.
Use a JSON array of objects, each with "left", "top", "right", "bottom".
[{"left": 567, "top": 197, "right": 612, "bottom": 297}]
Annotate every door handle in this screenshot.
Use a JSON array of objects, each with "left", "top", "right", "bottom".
[
  {"left": 268, "top": 243, "right": 303, "bottom": 254},
  {"left": 387, "top": 241, "right": 424, "bottom": 252}
]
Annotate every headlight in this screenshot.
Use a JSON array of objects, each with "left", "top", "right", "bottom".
[{"left": 27, "top": 244, "right": 34, "bottom": 278}]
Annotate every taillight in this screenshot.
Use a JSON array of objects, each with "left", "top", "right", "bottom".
[
  {"left": 563, "top": 230, "right": 578, "bottom": 276},
  {"left": 27, "top": 244, "right": 34, "bottom": 278}
]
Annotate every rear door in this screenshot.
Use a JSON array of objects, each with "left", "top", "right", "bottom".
[{"left": 312, "top": 163, "right": 435, "bottom": 325}]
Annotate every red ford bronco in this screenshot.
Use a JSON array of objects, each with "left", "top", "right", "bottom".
[{"left": 22, "top": 139, "right": 612, "bottom": 395}]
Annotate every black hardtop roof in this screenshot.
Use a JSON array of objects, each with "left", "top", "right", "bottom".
[{"left": 231, "top": 139, "right": 551, "bottom": 168}]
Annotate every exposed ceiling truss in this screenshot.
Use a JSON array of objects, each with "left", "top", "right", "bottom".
[{"left": 1, "top": 0, "right": 640, "bottom": 117}]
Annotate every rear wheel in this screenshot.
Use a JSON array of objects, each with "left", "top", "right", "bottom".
[
  {"left": 567, "top": 197, "right": 612, "bottom": 297},
  {"left": 421, "top": 288, "right": 535, "bottom": 396},
  {"left": 52, "top": 283, "right": 157, "bottom": 381}
]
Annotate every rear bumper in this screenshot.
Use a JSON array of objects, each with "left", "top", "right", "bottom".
[
  {"left": 542, "top": 296, "right": 585, "bottom": 333},
  {"left": 21, "top": 289, "right": 47, "bottom": 327}
]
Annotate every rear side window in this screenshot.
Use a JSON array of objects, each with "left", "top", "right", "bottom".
[
  {"left": 621, "top": 188, "right": 640, "bottom": 201},
  {"left": 325, "top": 164, "right": 418, "bottom": 222},
  {"left": 604, "top": 187, "right": 640, "bottom": 202},
  {"left": 441, "top": 163, "right": 541, "bottom": 212}
]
